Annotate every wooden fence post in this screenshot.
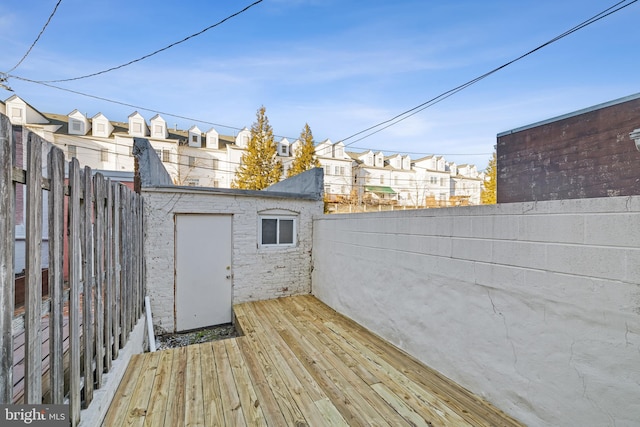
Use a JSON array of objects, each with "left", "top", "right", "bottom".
[
  {"left": 93, "top": 173, "right": 105, "bottom": 389},
  {"left": 24, "top": 132, "right": 43, "bottom": 404},
  {"left": 104, "top": 179, "right": 113, "bottom": 371},
  {"left": 47, "top": 145, "right": 65, "bottom": 404},
  {"left": 0, "top": 114, "right": 15, "bottom": 404},
  {"left": 69, "top": 158, "right": 81, "bottom": 426},
  {"left": 113, "top": 184, "right": 121, "bottom": 356},
  {"left": 82, "top": 166, "right": 94, "bottom": 407}
]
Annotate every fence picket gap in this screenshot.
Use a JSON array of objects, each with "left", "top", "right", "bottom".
[
  {"left": 48, "top": 146, "right": 65, "bottom": 403},
  {"left": 24, "top": 132, "right": 43, "bottom": 403},
  {"left": 0, "top": 114, "right": 15, "bottom": 403}
]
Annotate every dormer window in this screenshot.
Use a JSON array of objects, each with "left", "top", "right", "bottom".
[
  {"left": 11, "top": 108, "right": 22, "bottom": 119},
  {"left": 188, "top": 125, "right": 202, "bottom": 147},
  {"left": 133, "top": 122, "right": 142, "bottom": 133},
  {"left": 206, "top": 128, "right": 219, "bottom": 149},
  {"left": 71, "top": 120, "right": 82, "bottom": 132},
  {"left": 154, "top": 125, "right": 163, "bottom": 134},
  {"left": 97, "top": 123, "right": 105, "bottom": 133}
]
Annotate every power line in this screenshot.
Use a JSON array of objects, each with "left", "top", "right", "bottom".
[
  {"left": 6, "top": 0, "right": 63, "bottom": 73},
  {"left": 340, "top": 0, "right": 638, "bottom": 147},
  {"left": 36, "top": 0, "right": 263, "bottom": 83}
]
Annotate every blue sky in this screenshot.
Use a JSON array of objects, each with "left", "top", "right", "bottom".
[{"left": 1, "top": 0, "right": 638, "bottom": 169}]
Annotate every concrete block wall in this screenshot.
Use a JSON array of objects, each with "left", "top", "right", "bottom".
[
  {"left": 312, "top": 196, "right": 640, "bottom": 427},
  {"left": 143, "top": 187, "right": 322, "bottom": 333}
]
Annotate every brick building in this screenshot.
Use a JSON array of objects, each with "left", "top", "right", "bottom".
[{"left": 497, "top": 93, "right": 640, "bottom": 203}]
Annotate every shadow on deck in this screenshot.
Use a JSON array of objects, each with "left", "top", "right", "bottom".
[{"left": 104, "top": 295, "right": 524, "bottom": 426}]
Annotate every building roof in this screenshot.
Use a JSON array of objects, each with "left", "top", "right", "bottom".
[{"left": 497, "top": 92, "right": 640, "bottom": 137}]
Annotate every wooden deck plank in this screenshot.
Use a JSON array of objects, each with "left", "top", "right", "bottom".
[
  {"left": 212, "top": 340, "right": 246, "bottom": 426},
  {"left": 225, "top": 339, "right": 266, "bottom": 426},
  {"left": 124, "top": 351, "right": 162, "bottom": 427},
  {"left": 291, "top": 297, "right": 468, "bottom": 426},
  {"left": 236, "top": 303, "right": 331, "bottom": 426},
  {"left": 105, "top": 296, "right": 525, "bottom": 427},
  {"left": 199, "top": 342, "right": 225, "bottom": 427},
  {"left": 101, "top": 353, "right": 147, "bottom": 427},
  {"left": 143, "top": 349, "right": 174, "bottom": 427},
  {"left": 184, "top": 344, "right": 205, "bottom": 427},
  {"left": 272, "top": 298, "right": 404, "bottom": 426},
  {"left": 162, "top": 347, "right": 187, "bottom": 427},
  {"left": 235, "top": 336, "right": 290, "bottom": 427}
]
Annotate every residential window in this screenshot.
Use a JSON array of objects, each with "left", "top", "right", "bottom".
[
  {"left": 101, "top": 149, "right": 108, "bottom": 162},
  {"left": 162, "top": 150, "right": 170, "bottom": 163},
  {"left": 380, "top": 175, "right": 384, "bottom": 185},
  {"left": 394, "top": 176, "right": 399, "bottom": 185},
  {"left": 185, "top": 179, "right": 198, "bottom": 187},
  {"left": 212, "top": 158, "right": 218, "bottom": 169},
  {"left": 97, "top": 123, "right": 106, "bottom": 133},
  {"left": 335, "top": 148, "right": 343, "bottom": 157},
  {"left": 430, "top": 177, "right": 437, "bottom": 184},
  {"left": 71, "top": 120, "right": 82, "bottom": 132},
  {"left": 339, "top": 166, "right": 345, "bottom": 175},
  {"left": 334, "top": 166, "right": 339, "bottom": 175},
  {"left": 260, "top": 216, "right": 296, "bottom": 247},
  {"left": 191, "top": 135, "right": 198, "bottom": 143},
  {"left": 440, "top": 178, "right": 446, "bottom": 186},
  {"left": 11, "top": 108, "right": 22, "bottom": 118},
  {"left": 213, "top": 180, "right": 220, "bottom": 188},
  {"left": 325, "top": 165, "right": 330, "bottom": 176},
  {"left": 68, "top": 145, "right": 77, "bottom": 159},
  {"left": 367, "top": 156, "right": 373, "bottom": 165},
  {"left": 154, "top": 125, "right": 163, "bottom": 135},
  {"left": 188, "top": 156, "right": 195, "bottom": 167},
  {"left": 133, "top": 122, "right": 142, "bottom": 133},
  {"left": 155, "top": 149, "right": 162, "bottom": 159}
]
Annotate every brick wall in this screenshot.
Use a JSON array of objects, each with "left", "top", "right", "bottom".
[
  {"left": 143, "top": 187, "right": 322, "bottom": 333},
  {"left": 497, "top": 95, "right": 640, "bottom": 203}
]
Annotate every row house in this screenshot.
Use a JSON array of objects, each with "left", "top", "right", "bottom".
[
  {"left": 315, "top": 139, "right": 353, "bottom": 200},
  {"left": 450, "top": 163, "right": 483, "bottom": 205},
  {"left": 3, "top": 95, "right": 484, "bottom": 207},
  {"left": 349, "top": 150, "right": 415, "bottom": 205}
]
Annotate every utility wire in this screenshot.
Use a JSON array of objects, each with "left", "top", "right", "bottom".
[
  {"left": 6, "top": 0, "right": 63, "bottom": 73},
  {"left": 37, "top": 0, "right": 263, "bottom": 83},
  {"left": 7, "top": 74, "right": 495, "bottom": 157},
  {"left": 340, "top": 0, "right": 638, "bottom": 147}
]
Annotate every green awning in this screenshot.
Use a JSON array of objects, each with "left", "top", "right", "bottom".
[{"left": 365, "top": 186, "right": 397, "bottom": 194}]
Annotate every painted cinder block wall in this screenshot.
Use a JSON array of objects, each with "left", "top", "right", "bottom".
[
  {"left": 312, "top": 196, "right": 640, "bottom": 427},
  {"left": 497, "top": 93, "right": 640, "bottom": 203},
  {"left": 143, "top": 186, "right": 323, "bottom": 333}
]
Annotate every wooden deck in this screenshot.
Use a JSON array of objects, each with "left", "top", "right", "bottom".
[{"left": 104, "top": 295, "right": 524, "bottom": 426}]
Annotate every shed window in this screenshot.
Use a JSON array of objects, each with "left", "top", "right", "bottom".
[{"left": 260, "top": 216, "right": 296, "bottom": 247}]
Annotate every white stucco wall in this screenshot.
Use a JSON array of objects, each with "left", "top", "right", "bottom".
[
  {"left": 312, "top": 196, "right": 640, "bottom": 427},
  {"left": 143, "top": 186, "right": 322, "bottom": 333}
]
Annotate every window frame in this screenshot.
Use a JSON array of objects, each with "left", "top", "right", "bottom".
[{"left": 259, "top": 215, "right": 297, "bottom": 248}]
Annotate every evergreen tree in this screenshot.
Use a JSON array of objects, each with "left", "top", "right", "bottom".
[
  {"left": 287, "top": 123, "right": 320, "bottom": 178},
  {"left": 481, "top": 151, "right": 497, "bottom": 204},
  {"left": 232, "top": 106, "right": 283, "bottom": 190}
]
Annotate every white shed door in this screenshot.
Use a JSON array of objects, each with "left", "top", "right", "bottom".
[{"left": 175, "top": 214, "right": 232, "bottom": 331}]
